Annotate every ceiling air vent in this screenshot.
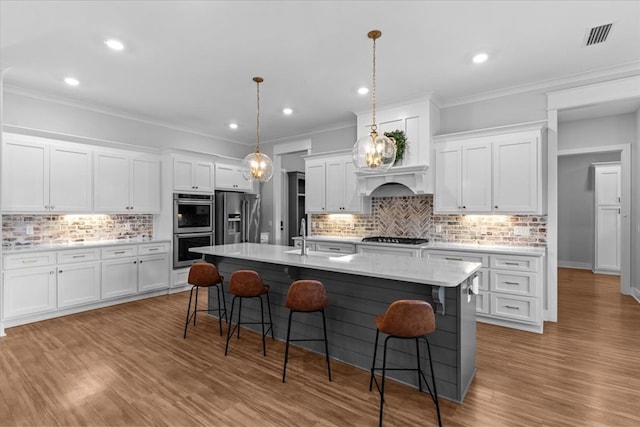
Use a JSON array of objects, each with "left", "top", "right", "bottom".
[{"left": 585, "top": 23, "right": 613, "bottom": 46}]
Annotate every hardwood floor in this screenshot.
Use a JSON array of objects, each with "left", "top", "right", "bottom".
[{"left": 1, "top": 268, "right": 638, "bottom": 426}]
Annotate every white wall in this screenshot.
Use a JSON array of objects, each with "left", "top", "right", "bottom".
[
  {"left": 558, "top": 114, "right": 637, "bottom": 151},
  {"left": 3, "top": 91, "right": 249, "bottom": 158},
  {"left": 440, "top": 91, "right": 547, "bottom": 134},
  {"left": 635, "top": 109, "right": 640, "bottom": 297}
]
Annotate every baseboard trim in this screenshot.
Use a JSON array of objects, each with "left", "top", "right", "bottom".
[
  {"left": 592, "top": 268, "right": 621, "bottom": 276},
  {"left": 632, "top": 287, "right": 640, "bottom": 304},
  {"left": 558, "top": 261, "right": 591, "bottom": 270}
]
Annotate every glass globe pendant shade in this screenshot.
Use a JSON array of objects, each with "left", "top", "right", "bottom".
[
  {"left": 352, "top": 131, "right": 396, "bottom": 173},
  {"left": 241, "top": 151, "right": 273, "bottom": 182}
]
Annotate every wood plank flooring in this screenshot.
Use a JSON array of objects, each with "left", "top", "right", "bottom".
[{"left": 1, "top": 268, "right": 638, "bottom": 426}]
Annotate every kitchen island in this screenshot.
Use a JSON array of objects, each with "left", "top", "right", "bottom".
[{"left": 191, "top": 243, "right": 481, "bottom": 403}]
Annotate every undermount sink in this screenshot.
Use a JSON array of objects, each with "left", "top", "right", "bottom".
[{"left": 284, "top": 249, "right": 336, "bottom": 257}]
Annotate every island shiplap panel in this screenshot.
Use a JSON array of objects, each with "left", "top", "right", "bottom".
[{"left": 208, "top": 255, "right": 474, "bottom": 403}]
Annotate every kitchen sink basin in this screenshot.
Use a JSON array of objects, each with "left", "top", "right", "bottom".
[{"left": 284, "top": 249, "right": 337, "bottom": 257}]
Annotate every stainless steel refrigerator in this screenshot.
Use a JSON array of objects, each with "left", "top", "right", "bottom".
[{"left": 215, "top": 191, "right": 261, "bottom": 245}]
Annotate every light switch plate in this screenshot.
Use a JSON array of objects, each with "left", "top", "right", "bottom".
[{"left": 514, "top": 226, "right": 529, "bottom": 236}]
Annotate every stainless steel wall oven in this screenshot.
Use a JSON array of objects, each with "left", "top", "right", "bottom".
[{"left": 173, "top": 193, "right": 214, "bottom": 268}]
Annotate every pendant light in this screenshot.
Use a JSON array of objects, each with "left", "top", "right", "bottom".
[
  {"left": 241, "top": 77, "right": 273, "bottom": 182},
  {"left": 352, "top": 30, "right": 396, "bottom": 173}
]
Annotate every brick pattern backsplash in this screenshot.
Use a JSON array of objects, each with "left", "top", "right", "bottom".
[
  {"left": 2, "top": 214, "right": 153, "bottom": 248},
  {"left": 311, "top": 195, "right": 546, "bottom": 247}
]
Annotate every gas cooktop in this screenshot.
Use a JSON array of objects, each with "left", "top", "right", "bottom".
[{"left": 361, "top": 236, "right": 430, "bottom": 245}]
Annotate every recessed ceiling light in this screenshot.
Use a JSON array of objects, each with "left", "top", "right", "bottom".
[
  {"left": 282, "top": 108, "right": 293, "bottom": 115},
  {"left": 104, "top": 39, "right": 125, "bottom": 51},
  {"left": 358, "top": 87, "right": 369, "bottom": 95},
  {"left": 229, "top": 123, "right": 238, "bottom": 129},
  {"left": 64, "top": 77, "right": 79, "bottom": 86},
  {"left": 472, "top": 53, "right": 489, "bottom": 64}
]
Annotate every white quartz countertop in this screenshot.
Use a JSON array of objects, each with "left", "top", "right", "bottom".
[
  {"left": 191, "top": 243, "right": 481, "bottom": 287},
  {"left": 293, "top": 236, "right": 546, "bottom": 256},
  {"left": 2, "top": 239, "right": 170, "bottom": 253}
]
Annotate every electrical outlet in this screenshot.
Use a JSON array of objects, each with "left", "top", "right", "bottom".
[
  {"left": 514, "top": 226, "right": 529, "bottom": 236},
  {"left": 435, "top": 225, "right": 442, "bottom": 233},
  {"left": 25, "top": 224, "right": 34, "bottom": 235},
  {"left": 350, "top": 222, "right": 355, "bottom": 230},
  {"left": 480, "top": 226, "right": 488, "bottom": 235}
]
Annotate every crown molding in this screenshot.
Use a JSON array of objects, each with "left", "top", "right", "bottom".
[
  {"left": 261, "top": 120, "right": 355, "bottom": 146},
  {"left": 440, "top": 61, "right": 640, "bottom": 108},
  {"left": 3, "top": 84, "right": 250, "bottom": 146}
]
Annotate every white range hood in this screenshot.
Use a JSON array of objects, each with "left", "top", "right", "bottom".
[{"left": 355, "top": 165, "right": 433, "bottom": 196}]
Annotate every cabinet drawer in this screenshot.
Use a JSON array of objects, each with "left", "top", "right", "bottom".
[
  {"left": 490, "top": 254, "right": 539, "bottom": 272},
  {"left": 138, "top": 242, "right": 170, "bottom": 255},
  {"left": 57, "top": 248, "right": 101, "bottom": 264},
  {"left": 358, "top": 245, "right": 419, "bottom": 257},
  {"left": 101, "top": 245, "right": 137, "bottom": 259},
  {"left": 476, "top": 291, "right": 490, "bottom": 315},
  {"left": 315, "top": 242, "right": 355, "bottom": 254},
  {"left": 490, "top": 294, "right": 539, "bottom": 323},
  {"left": 3, "top": 251, "right": 56, "bottom": 269},
  {"left": 490, "top": 271, "right": 538, "bottom": 296},
  {"left": 426, "top": 250, "right": 489, "bottom": 267}
]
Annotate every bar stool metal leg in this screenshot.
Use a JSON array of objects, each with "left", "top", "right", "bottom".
[
  {"left": 183, "top": 286, "right": 196, "bottom": 339},
  {"left": 425, "top": 338, "right": 442, "bottom": 427},
  {"left": 321, "top": 309, "right": 332, "bottom": 381},
  {"left": 369, "top": 329, "right": 380, "bottom": 391},
  {"left": 282, "top": 310, "right": 294, "bottom": 383},
  {"left": 225, "top": 296, "right": 237, "bottom": 356}
]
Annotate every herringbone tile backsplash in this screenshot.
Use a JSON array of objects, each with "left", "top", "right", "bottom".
[{"left": 311, "top": 195, "right": 546, "bottom": 247}]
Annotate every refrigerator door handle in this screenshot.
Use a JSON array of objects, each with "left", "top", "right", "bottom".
[{"left": 241, "top": 199, "right": 247, "bottom": 243}]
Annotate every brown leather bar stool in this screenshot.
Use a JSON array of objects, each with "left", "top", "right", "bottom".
[
  {"left": 225, "top": 270, "right": 274, "bottom": 356},
  {"left": 369, "top": 299, "right": 442, "bottom": 427},
  {"left": 282, "top": 280, "right": 331, "bottom": 383},
  {"left": 183, "top": 262, "right": 227, "bottom": 338}
]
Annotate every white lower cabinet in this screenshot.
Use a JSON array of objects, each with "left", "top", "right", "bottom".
[
  {"left": 3, "top": 265, "right": 57, "bottom": 319},
  {"left": 101, "top": 257, "right": 139, "bottom": 299},
  {"left": 138, "top": 254, "right": 170, "bottom": 292},
  {"left": 425, "top": 248, "right": 544, "bottom": 333},
  {"left": 1, "top": 241, "right": 170, "bottom": 327}
]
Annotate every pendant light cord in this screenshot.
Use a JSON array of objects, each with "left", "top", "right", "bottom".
[
  {"left": 371, "top": 36, "right": 377, "bottom": 134},
  {"left": 255, "top": 79, "right": 261, "bottom": 154}
]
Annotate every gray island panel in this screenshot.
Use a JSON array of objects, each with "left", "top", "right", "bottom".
[{"left": 191, "top": 243, "right": 480, "bottom": 403}]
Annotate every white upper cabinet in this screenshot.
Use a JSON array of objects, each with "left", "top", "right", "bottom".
[
  {"left": 215, "top": 163, "right": 253, "bottom": 192},
  {"left": 435, "top": 140, "right": 492, "bottom": 213},
  {"left": 305, "top": 159, "right": 326, "bottom": 213},
  {"left": 434, "top": 122, "right": 546, "bottom": 215},
  {"left": 492, "top": 133, "right": 539, "bottom": 213},
  {"left": 2, "top": 133, "right": 92, "bottom": 213},
  {"left": 95, "top": 151, "right": 161, "bottom": 213},
  {"left": 173, "top": 156, "right": 214, "bottom": 193},
  {"left": 304, "top": 151, "right": 369, "bottom": 214}
]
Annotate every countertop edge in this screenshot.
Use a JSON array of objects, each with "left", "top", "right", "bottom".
[{"left": 2, "top": 239, "right": 172, "bottom": 254}]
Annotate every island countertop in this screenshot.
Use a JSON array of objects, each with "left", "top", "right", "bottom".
[{"left": 190, "top": 243, "right": 481, "bottom": 287}]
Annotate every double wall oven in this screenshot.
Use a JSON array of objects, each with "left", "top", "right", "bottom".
[{"left": 173, "top": 193, "right": 214, "bottom": 268}]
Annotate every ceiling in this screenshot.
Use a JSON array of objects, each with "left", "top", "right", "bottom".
[{"left": 2, "top": 1, "right": 640, "bottom": 146}]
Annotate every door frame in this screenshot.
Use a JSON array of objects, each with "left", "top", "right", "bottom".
[
  {"left": 272, "top": 139, "right": 311, "bottom": 245},
  {"left": 546, "top": 76, "right": 640, "bottom": 322}
]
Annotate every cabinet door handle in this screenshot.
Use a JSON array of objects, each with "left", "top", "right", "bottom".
[
  {"left": 44, "top": 205, "right": 50, "bottom": 209},
  {"left": 462, "top": 206, "right": 466, "bottom": 209},
  {"left": 504, "top": 305, "right": 520, "bottom": 310},
  {"left": 494, "top": 205, "right": 499, "bottom": 209},
  {"left": 328, "top": 247, "right": 341, "bottom": 251},
  {"left": 504, "top": 281, "right": 519, "bottom": 285},
  {"left": 133, "top": 261, "right": 137, "bottom": 264},
  {"left": 50, "top": 205, "right": 55, "bottom": 210},
  {"left": 22, "top": 259, "right": 39, "bottom": 264},
  {"left": 446, "top": 257, "right": 463, "bottom": 261},
  {"left": 59, "top": 270, "right": 63, "bottom": 274},
  {"left": 505, "top": 262, "right": 520, "bottom": 266},
  {"left": 148, "top": 248, "right": 159, "bottom": 251},
  {"left": 114, "top": 251, "right": 126, "bottom": 254},
  {"left": 139, "top": 260, "right": 143, "bottom": 264},
  {"left": 72, "top": 255, "right": 86, "bottom": 258},
  {"left": 50, "top": 271, "right": 55, "bottom": 275}
]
